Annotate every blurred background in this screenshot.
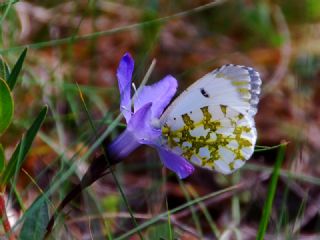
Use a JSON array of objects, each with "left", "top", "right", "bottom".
[{"left": 1, "top": 0, "right": 320, "bottom": 239}]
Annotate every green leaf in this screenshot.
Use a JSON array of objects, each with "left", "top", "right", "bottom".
[
  {"left": 0, "top": 78, "right": 14, "bottom": 135},
  {"left": 0, "top": 145, "right": 5, "bottom": 173},
  {"left": 19, "top": 197, "right": 49, "bottom": 240},
  {"left": 7, "top": 48, "right": 27, "bottom": 90},
  {"left": 0, "top": 56, "right": 10, "bottom": 81},
  {"left": 0, "top": 106, "right": 47, "bottom": 186}
]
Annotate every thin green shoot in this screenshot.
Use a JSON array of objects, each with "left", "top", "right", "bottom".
[
  {"left": 178, "top": 179, "right": 204, "bottom": 238},
  {"left": 256, "top": 144, "right": 286, "bottom": 240}
]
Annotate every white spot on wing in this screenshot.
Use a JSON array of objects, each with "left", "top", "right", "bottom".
[
  {"left": 209, "top": 132, "right": 217, "bottom": 141},
  {"left": 219, "top": 147, "right": 235, "bottom": 164},
  {"left": 199, "top": 147, "right": 210, "bottom": 158},
  {"left": 234, "top": 160, "right": 245, "bottom": 169},
  {"left": 209, "top": 105, "right": 224, "bottom": 120},
  {"left": 214, "top": 160, "right": 231, "bottom": 174},
  {"left": 167, "top": 115, "right": 184, "bottom": 131},
  {"left": 189, "top": 110, "right": 203, "bottom": 122},
  {"left": 182, "top": 142, "right": 192, "bottom": 148},
  {"left": 216, "top": 127, "right": 234, "bottom": 135},
  {"left": 228, "top": 140, "right": 239, "bottom": 149},
  {"left": 190, "top": 126, "right": 209, "bottom": 137},
  {"left": 241, "top": 147, "right": 254, "bottom": 158}
]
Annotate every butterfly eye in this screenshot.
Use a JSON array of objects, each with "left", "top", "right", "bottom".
[{"left": 200, "top": 88, "right": 210, "bottom": 98}]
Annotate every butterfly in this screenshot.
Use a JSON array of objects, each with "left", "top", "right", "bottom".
[{"left": 159, "top": 64, "right": 261, "bottom": 174}]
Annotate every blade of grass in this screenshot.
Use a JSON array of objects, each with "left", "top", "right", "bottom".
[
  {"left": 277, "top": 185, "right": 289, "bottom": 234},
  {"left": 0, "top": 78, "right": 14, "bottom": 135},
  {"left": 231, "top": 172, "right": 241, "bottom": 225},
  {"left": 178, "top": 179, "right": 203, "bottom": 238},
  {"left": 0, "top": 56, "right": 10, "bottom": 81},
  {"left": 19, "top": 196, "right": 49, "bottom": 240},
  {"left": 256, "top": 144, "right": 286, "bottom": 240},
  {"left": 0, "top": 0, "right": 17, "bottom": 31},
  {"left": 116, "top": 184, "right": 239, "bottom": 240},
  {"left": 9, "top": 115, "right": 123, "bottom": 238},
  {"left": 0, "top": 145, "right": 5, "bottom": 173},
  {"left": 165, "top": 199, "right": 173, "bottom": 240},
  {"left": 12, "top": 184, "right": 25, "bottom": 211},
  {"left": 0, "top": 106, "right": 48, "bottom": 187},
  {"left": 244, "top": 163, "right": 320, "bottom": 186},
  {"left": 187, "top": 185, "right": 221, "bottom": 237},
  {"left": 0, "top": 0, "right": 226, "bottom": 54},
  {"left": 7, "top": 48, "right": 27, "bottom": 90},
  {"left": 44, "top": 112, "right": 122, "bottom": 195},
  {"left": 292, "top": 195, "right": 308, "bottom": 234},
  {"left": 0, "top": 0, "right": 19, "bottom": 9}
]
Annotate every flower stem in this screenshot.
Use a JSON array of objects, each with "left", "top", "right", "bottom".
[{"left": 0, "top": 193, "right": 15, "bottom": 240}]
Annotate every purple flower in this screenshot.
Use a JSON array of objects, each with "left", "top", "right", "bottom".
[{"left": 108, "top": 53, "right": 194, "bottom": 179}]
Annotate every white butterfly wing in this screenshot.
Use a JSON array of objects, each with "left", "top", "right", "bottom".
[
  {"left": 160, "top": 64, "right": 261, "bottom": 174},
  {"left": 161, "top": 64, "right": 261, "bottom": 122}
]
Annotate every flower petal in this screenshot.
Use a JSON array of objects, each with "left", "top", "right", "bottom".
[
  {"left": 157, "top": 147, "right": 194, "bottom": 179},
  {"left": 128, "top": 102, "right": 161, "bottom": 144},
  {"left": 134, "top": 75, "right": 178, "bottom": 119},
  {"left": 107, "top": 128, "right": 140, "bottom": 160},
  {"left": 117, "top": 53, "right": 134, "bottom": 123}
]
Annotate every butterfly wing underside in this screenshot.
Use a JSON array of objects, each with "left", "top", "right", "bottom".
[{"left": 160, "top": 64, "right": 261, "bottom": 174}]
